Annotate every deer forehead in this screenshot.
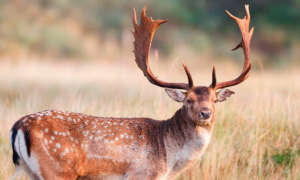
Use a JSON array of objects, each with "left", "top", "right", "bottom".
[{"left": 187, "top": 87, "right": 215, "bottom": 101}]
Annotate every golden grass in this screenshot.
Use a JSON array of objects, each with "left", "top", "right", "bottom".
[{"left": 0, "top": 59, "right": 299, "bottom": 180}]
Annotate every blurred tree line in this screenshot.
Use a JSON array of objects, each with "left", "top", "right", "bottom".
[{"left": 0, "top": 0, "right": 299, "bottom": 65}]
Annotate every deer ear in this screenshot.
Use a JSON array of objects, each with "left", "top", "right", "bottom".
[
  {"left": 215, "top": 89, "right": 235, "bottom": 103},
  {"left": 165, "top": 89, "right": 186, "bottom": 102}
]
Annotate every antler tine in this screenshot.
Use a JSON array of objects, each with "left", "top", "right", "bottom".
[
  {"left": 210, "top": 65, "right": 217, "bottom": 88},
  {"left": 132, "top": 7, "right": 193, "bottom": 90},
  {"left": 213, "top": 4, "right": 254, "bottom": 90},
  {"left": 182, "top": 63, "right": 194, "bottom": 88}
]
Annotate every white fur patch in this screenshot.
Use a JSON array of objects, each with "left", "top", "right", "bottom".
[
  {"left": 14, "top": 130, "right": 44, "bottom": 180},
  {"left": 165, "top": 129, "right": 211, "bottom": 178}
]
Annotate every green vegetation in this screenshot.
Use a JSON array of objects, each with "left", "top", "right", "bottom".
[{"left": 272, "top": 149, "right": 300, "bottom": 167}]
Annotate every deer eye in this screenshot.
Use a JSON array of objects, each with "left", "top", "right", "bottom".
[{"left": 186, "top": 99, "right": 192, "bottom": 104}]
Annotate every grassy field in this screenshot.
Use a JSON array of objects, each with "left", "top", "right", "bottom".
[{"left": 0, "top": 59, "right": 299, "bottom": 180}]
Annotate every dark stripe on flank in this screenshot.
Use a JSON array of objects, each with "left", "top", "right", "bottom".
[
  {"left": 24, "top": 129, "right": 31, "bottom": 156},
  {"left": 11, "top": 126, "right": 20, "bottom": 165}
]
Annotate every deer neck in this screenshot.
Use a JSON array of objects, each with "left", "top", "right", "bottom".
[
  {"left": 161, "top": 108, "right": 214, "bottom": 177},
  {"left": 162, "top": 108, "right": 214, "bottom": 144}
]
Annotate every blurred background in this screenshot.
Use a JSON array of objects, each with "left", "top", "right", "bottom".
[
  {"left": 0, "top": 0, "right": 299, "bottom": 66},
  {"left": 0, "top": 0, "right": 300, "bottom": 179}
]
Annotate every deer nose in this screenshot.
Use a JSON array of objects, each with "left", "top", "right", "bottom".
[{"left": 199, "top": 108, "right": 211, "bottom": 119}]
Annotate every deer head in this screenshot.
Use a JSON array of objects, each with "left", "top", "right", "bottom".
[{"left": 132, "top": 5, "right": 253, "bottom": 126}]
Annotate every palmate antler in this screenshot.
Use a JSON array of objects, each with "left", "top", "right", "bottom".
[
  {"left": 133, "top": 5, "right": 253, "bottom": 91},
  {"left": 132, "top": 7, "right": 194, "bottom": 90},
  {"left": 211, "top": 4, "right": 254, "bottom": 90}
]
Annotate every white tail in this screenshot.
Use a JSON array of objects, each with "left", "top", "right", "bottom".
[{"left": 10, "top": 5, "right": 253, "bottom": 180}]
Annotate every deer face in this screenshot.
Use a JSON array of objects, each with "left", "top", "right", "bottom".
[{"left": 165, "top": 87, "right": 235, "bottom": 125}]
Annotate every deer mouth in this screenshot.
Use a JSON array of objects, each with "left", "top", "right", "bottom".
[{"left": 195, "top": 118, "right": 212, "bottom": 126}]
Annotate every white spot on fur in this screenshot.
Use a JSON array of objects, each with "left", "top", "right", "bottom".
[
  {"left": 83, "top": 131, "right": 89, "bottom": 136},
  {"left": 46, "top": 111, "right": 53, "bottom": 116},
  {"left": 56, "top": 115, "right": 64, "bottom": 120}
]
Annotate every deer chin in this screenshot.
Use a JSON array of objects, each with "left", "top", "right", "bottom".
[
  {"left": 186, "top": 111, "right": 212, "bottom": 126},
  {"left": 195, "top": 118, "right": 212, "bottom": 126}
]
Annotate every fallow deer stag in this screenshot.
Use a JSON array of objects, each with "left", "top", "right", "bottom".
[{"left": 10, "top": 5, "right": 253, "bottom": 180}]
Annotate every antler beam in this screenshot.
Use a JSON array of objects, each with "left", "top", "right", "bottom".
[
  {"left": 132, "top": 7, "right": 193, "bottom": 90},
  {"left": 211, "top": 4, "right": 254, "bottom": 89}
]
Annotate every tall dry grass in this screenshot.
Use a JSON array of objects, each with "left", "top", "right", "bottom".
[{"left": 0, "top": 58, "right": 299, "bottom": 180}]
